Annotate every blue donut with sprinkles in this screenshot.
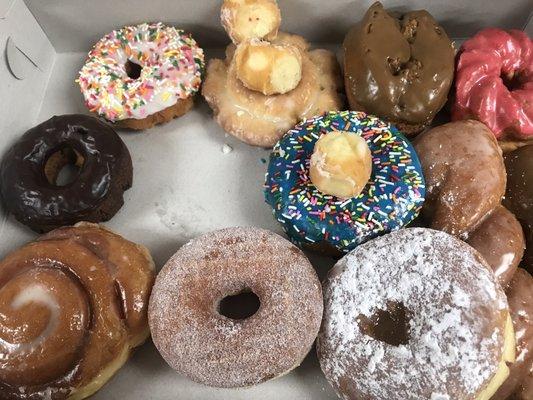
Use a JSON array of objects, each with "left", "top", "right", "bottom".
[{"left": 264, "top": 111, "right": 426, "bottom": 255}]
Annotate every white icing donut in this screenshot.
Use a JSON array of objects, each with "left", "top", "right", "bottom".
[{"left": 78, "top": 22, "right": 204, "bottom": 121}]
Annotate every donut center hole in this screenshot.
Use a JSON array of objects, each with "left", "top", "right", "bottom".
[
  {"left": 125, "top": 59, "right": 142, "bottom": 79},
  {"left": 218, "top": 290, "right": 260, "bottom": 320},
  {"left": 44, "top": 147, "right": 84, "bottom": 187},
  {"left": 358, "top": 302, "right": 410, "bottom": 346},
  {"left": 501, "top": 71, "right": 525, "bottom": 91}
]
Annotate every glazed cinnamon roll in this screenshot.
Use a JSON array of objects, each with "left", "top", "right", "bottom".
[{"left": 0, "top": 222, "right": 155, "bottom": 399}]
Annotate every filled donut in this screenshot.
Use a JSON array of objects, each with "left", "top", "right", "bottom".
[
  {"left": 0, "top": 223, "right": 155, "bottom": 399},
  {"left": 453, "top": 28, "right": 533, "bottom": 151},
  {"left": 0, "top": 115, "right": 132, "bottom": 233},
  {"left": 343, "top": 2, "right": 454, "bottom": 136},
  {"left": 317, "top": 228, "right": 515, "bottom": 400},
  {"left": 148, "top": 227, "right": 323, "bottom": 388},
  {"left": 264, "top": 111, "right": 425, "bottom": 255},
  {"left": 78, "top": 22, "right": 204, "bottom": 130}
]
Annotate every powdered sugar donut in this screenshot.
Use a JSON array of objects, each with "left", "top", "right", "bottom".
[
  {"left": 317, "top": 228, "right": 515, "bottom": 400},
  {"left": 148, "top": 227, "right": 323, "bottom": 387},
  {"left": 78, "top": 23, "right": 204, "bottom": 130}
]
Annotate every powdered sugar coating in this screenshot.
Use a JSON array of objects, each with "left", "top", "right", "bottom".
[
  {"left": 317, "top": 228, "right": 509, "bottom": 400},
  {"left": 148, "top": 227, "right": 323, "bottom": 388}
]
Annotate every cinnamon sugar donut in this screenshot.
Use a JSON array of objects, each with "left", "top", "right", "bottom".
[
  {"left": 148, "top": 227, "right": 323, "bottom": 387},
  {"left": 318, "top": 228, "right": 515, "bottom": 400},
  {"left": 0, "top": 222, "right": 155, "bottom": 399}
]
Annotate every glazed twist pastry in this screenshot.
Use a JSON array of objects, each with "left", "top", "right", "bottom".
[
  {"left": 0, "top": 223, "right": 155, "bottom": 399},
  {"left": 203, "top": 32, "right": 343, "bottom": 147}
]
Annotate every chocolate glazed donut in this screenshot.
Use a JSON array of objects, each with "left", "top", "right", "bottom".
[{"left": 0, "top": 115, "right": 132, "bottom": 233}]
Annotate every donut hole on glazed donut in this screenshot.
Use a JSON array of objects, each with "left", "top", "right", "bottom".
[
  {"left": 501, "top": 70, "right": 527, "bottom": 92},
  {"left": 44, "top": 145, "right": 85, "bottom": 187},
  {"left": 124, "top": 59, "right": 143, "bottom": 80},
  {"left": 357, "top": 301, "right": 411, "bottom": 347},
  {"left": 217, "top": 289, "right": 261, "bottom": 320}
]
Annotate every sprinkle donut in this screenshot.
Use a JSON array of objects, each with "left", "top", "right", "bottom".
[
  {"left": 264, "top": 111, "right": 425, "bottom": 255},
  {"left": 317, "top": 228, "right": 515, "bottom": 400},
  {"left": 78, "top": 23, "right": 204, "bottom": 130}
]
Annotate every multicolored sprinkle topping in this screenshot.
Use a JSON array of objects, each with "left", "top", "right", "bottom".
[
  {"left": 78, "top": 22, "right": 204, "bottom": 121},
  {"left": 264, "top": 111, "right": 426, "bottom": 253}
]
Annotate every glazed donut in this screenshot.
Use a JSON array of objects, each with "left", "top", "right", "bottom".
[
  {"left": 221, "top": 0, "right": 281, "bottom": 44},
  {"left": 0, "top": 115, "right": 132, "bottom": 233},
  {"left": 494, "top": 269, "right": 533, "bottom": 399},
  {"left": 466, "top": 205, "right": 525, "bottom": 287},
  {"left": 317, "top": 228, "right": 515, "bottom": 400},
  {"left": 414, "top": 120, "right": 506, "bottom": 237},
  {"left": 0, "top": 222, "right": 155, "bottom": 399},
  {"left": 148, "top": 227, "right": 323, "bottom": 388},
  {"left": 264, "top": 111, "right": 425, "bottom": 255},
  {"left": 453, "top": 28, "right": 533, "bottom": 149},
  {"left": 503, "top": 145, "right": 533, "bottom": 274},
  {"left": 78, "top": 22, "right": 204, "bottom": 130},
  {"left": 202, "top": 32, "right": 343, "bottom": 147},
  {"left": 343, "top": 2, "right": 454, "bottom": 136}
]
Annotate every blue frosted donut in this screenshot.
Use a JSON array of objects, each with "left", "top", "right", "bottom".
[{"left": 264, "top": 111, "right": 425, "bottom": 253}]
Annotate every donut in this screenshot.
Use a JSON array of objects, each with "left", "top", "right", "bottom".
[
  {"left": 343, "top": 2, "right": 454, "bottom": 136},
  {"left": 264, "top": 111, "right": 425, "bottom": 255},
  {"left": 148, "top": 227, "right": 323, "bottom": 388},
  {"left": 466, "top": 206, "right": 525, "bottom": 287},
  {"left": 0, "top": 115, "right": 132, "bottom": 233},
  {"left": 452, "top": 28, "right": 533, "bottom": 150},
  {"left": 78, "top": 22, "right": 204, "bottom": 130},
  {"left": 414, "top": 120, "right": 507, "bottom": 237},
  {"left": 493, "top": 268, "right": 533, "bottom": 399},
  {"left": 503, "top": 145, "right": 533, "bottom": 274},
  {"left": 0, "top": 222, "right": 155, "bottom": 399},
  {"left": 317, "top": 228, "right": 515, "bottom": 400},
  {"left": 203, "top": 32, "right": 343, "bottom": 147}
]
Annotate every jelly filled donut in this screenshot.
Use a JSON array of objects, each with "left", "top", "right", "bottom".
[
  {"left": 343, "top": 2, "right": 454, "bottom": 136},
  {"left": 148, "top": 227, "right": 323, "bottom": 388},
  {"left": 264, "top": 111, "right": 425, "bottom": 255},
  {"left": 0, "top": 115, "right": 132, "bottom": 233},
  {"left": 453, "top": 28, "right": 533, "bottom": 151},
  {"left": 78, "top": 22, "right": 204, "bottom": 130},
  {"left": 317, "top": 228, "right": 515, "bottom": 400},
  {"left": 0, "top": 222, "right": 155, "bottom": 399}
]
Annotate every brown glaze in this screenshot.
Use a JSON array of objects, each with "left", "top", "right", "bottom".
[
  {"left": 503, "top": 145, "right": 533, "bottom": 274},
  {"left": 467, "top": 206, "right": 525, "bottom": 288},
  {"left": 492, "top": 269, "right": 533, "bottom": 399},
  {"left": 0, "top": 115, "right": 132, "bottom": 233},
  {"left": 343, "top": 2, "right": 454, "bottom": 133},
  {"left": 414, "top": 120, "right": 506, "bottom": 237},
  {"left": 0, "top": 223, "right": 154, "bottom": 399}
]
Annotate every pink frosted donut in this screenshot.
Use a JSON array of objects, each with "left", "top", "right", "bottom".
[{"left": 452, "top": 28, "right": 533, "bottom": 140}]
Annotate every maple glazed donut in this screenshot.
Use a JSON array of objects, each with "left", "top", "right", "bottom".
[
  {"left": 0, "top": 222, "right": 155, "bottom": 399},
  {"left": 317, "top": 228, "right": 515, "bottom": 400},
  {"left": 148, "top": 227, "right": 323, "bottom": 388},
  {"left": 78, "top": 22, "right": 204, "bottom": 130}
]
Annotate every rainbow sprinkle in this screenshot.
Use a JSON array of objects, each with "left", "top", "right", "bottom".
[
  {"left": 77, "top": 22, "right": 205, "bottom": 121},
  {"left": 264, "top": 111, "right": 426, "bottom": 253}
]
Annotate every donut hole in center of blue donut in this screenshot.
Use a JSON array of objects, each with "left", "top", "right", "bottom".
[
  {"left": 358, "top": 301, "right": 410, "bottom": 346},
  {"left": 44, "top": 146, "right": 85, "bottom": 187},
  {"left": 125, "top": 59, "right": 143, "bottom": 80},
  {"left": 218, "top": 290, "right": 261, "bottom": 320}
]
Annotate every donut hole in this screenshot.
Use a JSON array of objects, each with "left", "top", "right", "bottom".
[
  {"left": 218, "top": 289, "right": 260, "bottom": 320},
  {"left": 358, "top": 301, "right": 410, "bottom": 346},
  {"left": 44, "top": 146, "right": 85, "bottom": 187},
  {"left": 125, "top": 59, "right": 143, "bottom": 80},
  {"left": 501, "top": 71, "right": 525, "bottom": 91}
]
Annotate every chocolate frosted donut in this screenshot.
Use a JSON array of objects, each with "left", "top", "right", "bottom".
[
  {"left": 318, "top": 228, "right": 514, "bottom": 400},
  {"left": 0, "top": 115, "right": 132, "bottom": 233},
  {"left": 343, "top": 2, "right": 454, "bottom": 135},
  {"left": 148, "top": 227, "right": 323, "bottom": 388}
]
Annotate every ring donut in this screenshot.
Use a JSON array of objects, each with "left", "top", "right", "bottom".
[
  {"left": 148, "top": 227, "right": 323, "bottom": 387},
  {"left": 0, "top": 115, "right": 132, "bottom": 233}
]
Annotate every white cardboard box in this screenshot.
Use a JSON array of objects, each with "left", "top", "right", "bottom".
[{"left": 0, "top": 1, "right": 531, "bottom": 398}]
